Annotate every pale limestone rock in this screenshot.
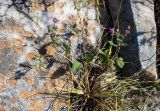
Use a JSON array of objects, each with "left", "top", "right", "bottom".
[
  {"left": 0, "top": 0, "right": 158, "bottom": 110},
  {"left": 108, "top": 0, "right": 157, "bottom": 79},
  {"left": 0, "top": 0, "right": 103, "bottom": 110},
  {"left": 131, "top": 0, "right": 157, "bottom": 79}
]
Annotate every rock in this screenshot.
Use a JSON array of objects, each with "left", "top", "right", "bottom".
[
  {"left": 11, "top": 96, "right": 18, "bottom": 104},
  {"left": 132, "top": 0, "right": 157, "bottom": 79},
  {"left": 108, "top": 0, "right": 157, "bottom": 79},
  {"left": 0, "top": 106, "right": 6, "bottom": 111},
  {"left": 0, "top": 75, "right": 5, "bottom": 91},
  {"left": 0, "top": 40, "right": 23, "bottom": 74},
  {"left": 0, "top": 0, "right": 102, "bottom": 110},
  {"left": 46, "top": 45, "right": 56, "bottom": 56},
  {"left": 0, "top": 0, "right": 158, "bottom": 110},
  {"left": 131, "top": 92, "right": 160, "bottom": 111}
]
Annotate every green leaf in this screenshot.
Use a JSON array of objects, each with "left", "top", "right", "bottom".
[
  {"left": 43, "top": 64, "right": 47, "bottom": 68},
  {"left": 52, "top": 38, "right": 59, "bottom": 47},
  {"left": 35, "top": 64, "right": 40, "bottom": 68},
  {"left": 99, "top": 49, "right": 108, "bottom": 61},
  {"left": 71, "top": 60, "right": 83, "bottom": 74},
  {"left": 85, "top": 53, "right": 94, "bottom": 63},
  {"left": 35, "top": 56, "right": 43, "bottom": 61},
  {"left": 155, "top": 83, "right": 160, "bottom": 91},
  {"left": 52, "top": 25, "right": 58, "bottom": 30},
  {"left": 116, "top": 57, "right": 125, "bottom": 69},
  {"left": 70, "top": 88, "right": 84, "bottom": 95},
  {"left": 115, "top": 33, "right": 120, "bottom": 38},
  {"left": 117, "top": 38, "right": 123, "bottom": 42},
  {"left": 108, "top": 41, "right": 117, "bottom": 46},
  {"left": 47, "top": 25, "right": 52, "bottom": 32},
  {"left": 117, "top": 34, "right": 124, "bottom": 39},
  {"left": 63, "top": 43, "right": 71, "bottom": 54}
]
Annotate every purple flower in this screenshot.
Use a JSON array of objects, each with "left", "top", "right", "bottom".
[
  {"left": 53, "top": 17, "right": 59, "bottom": 23},
  {"left": 108, "top": 28, "right": 115, "bottom": 36}
]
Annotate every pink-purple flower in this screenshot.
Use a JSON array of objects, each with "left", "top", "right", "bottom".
[
  {"left": 53, "top": 17, "right": 59, "bottom": 23},
  {"left": 108, "top": 28, "right": 115, "bottom": 36}
]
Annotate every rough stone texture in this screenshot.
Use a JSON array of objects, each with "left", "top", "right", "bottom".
[
  {"left": 0, "top": 0, "right": 102, "bottom": 110},
  {"left": 131, "top": 0, "right": 157, "bottom": 79},
  {"left": 108, "top": 0, "right": 157, "bottom": 79},
  {"left": 129, "top": 92, "right": 160, "bottom": 111},
  {"left": 0, "top": 0, "right": 158, "bottom": 110},
  {"left": 0, "top": 40, "right": 23, "bottom": 78}
]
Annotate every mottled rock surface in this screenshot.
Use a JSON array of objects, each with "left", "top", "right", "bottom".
[
  {"left": 131, "top": 0, "right": 157, "bottom": 79},
  {"left": 108, "top": 0, "right": 157, "bottom": 79},
  {"left": 0, "top": 0, "right": 158, "bottom": 110},
  {"left": 0, "top": 0, "right": 102, "bottom": 110}
]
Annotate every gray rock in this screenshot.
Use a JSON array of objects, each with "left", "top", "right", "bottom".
[
  {"left": 131, "top": 0, "right": 157, "bottom": 79},
  {"left": 0, "top": 0, "right": 158, "bottom": 110},
  {"left": 0, "top": 47, "right": 18, "bottom": 74},
  {"left": 108, "top": 0, "right": 157, "bottom": 79}
]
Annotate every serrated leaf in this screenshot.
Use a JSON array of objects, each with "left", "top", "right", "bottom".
[
  {"left": 71, "top": 60, "right": 83, "bottom": 74},
  {"left": 108, "top": 41, "right": 117, "bottom": 46},
  {"left": 85, "top": 53, "right": 94, "bottom": 63},
  {"left": 116, "top": 57, "right": 124, "bottom": 69}
]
